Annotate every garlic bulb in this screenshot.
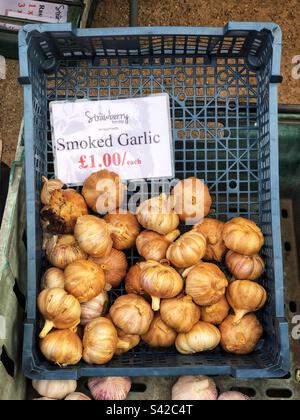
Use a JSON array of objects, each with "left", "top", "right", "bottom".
[
  {"left": 225, "top": 251, "right": 265, "bottom": 281},
  {"left": 125, "top": 263, "right": 145, "bottom": 295},
  {"left": 201, "top": 296, "right": 230, "bottom": 326},
  {"left": 40, "top": 176, "right": 64, "bottom": 205},
  {"left": 89, "top": 248, "right": 128, "bottom": 288},
  {"left": 137, "top": 193, "right": 179, "bottom": 235},
  {"left": 104, "top": 211, "right": 141, "bottom": 250},
  {"left": 193, "top": 218, "right": 226, "bottom": 261},
  {"left": 171, "top": 177, "right": 212, "bottom": 224},
  {"left": 82, "top": 170, "right": 126, "bottom": 214},
  {"left": 160, "top": 295, "right": 201, "bottom": 333},
  {"left": 175, "top": 321, "right": 221, "bottom": 354},
  {"left": 115, "top": 330, "right": 140, "bottom": 356},
  {"left": 172, "top": 376, "right": 218, "bottom": 401},
  {"left": 220, "top": 314, "right": 263, "bottom": 355},
  {"left": 32, "top": 379, "right": 77, "bottom": 399},
  {"left": 83, "top": 317, "right": 129, "bottom": 364},
  {"left": 226, "top": 280, "right": 267, "bottom": 324},
  {"left": 40, "top": 329, "right": 82, "bottom": 365},
  {"left": 41, "top": 189, "right": 88, "bottom": 234},
  {"left": 184, "top": 262, "right": 228, "bottom": 306},
  {"left": 218, "top": 392, "right": 250, "bottom": 401},
  {"left": 88, "top": 377, "right": 131, "bottom": 400},
  {"left": 109, "top": 294, "right": 154, "bottom": 335},
  {"left": 140, "top": 260, "right": 184, "bottom": 310},
  {"left": 136, "top": 229, "right": 180, "bottom": 261},
  {"left": 45, "top": 234, "right": 87, "bottom": 269},
  {"left": 80, "top": 291, "right": 109, "bottom": 326},
  {"left": 142, "top": 314, "right": 177, "bottom": 347},
  {"left": 222, "top": 217, "right": 264, "bottom": 256},
  {"left": 37, "top": 288, "right": 81, "bottom": 338},
  {"left": 74, "top": 215, "right": 113, "bottom": 258},
  {"left": 64, "top": 259, "right": 106, "bottom": 303},
  {"left": 166, "top": 230, "right": 207, "bottom": 268},
  {"left": 65, "top": 393, "right": 91, "bottom": 400},
  {"left": 41, "top": 268, "right": 65, "bottom": 290}
]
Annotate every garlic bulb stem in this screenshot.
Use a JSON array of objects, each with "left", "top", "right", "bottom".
[
  {"left": 164, "top": 230, "right": 181, "bottom": 243},
  {"left": 117, "top": 339, "right": 131, "bottom": 351},
  {"left": 151, "top": 296, "right": 161, "bottom": 312},
  {"left": 39, "top": 320, "right": 55, "bottom": 339}
]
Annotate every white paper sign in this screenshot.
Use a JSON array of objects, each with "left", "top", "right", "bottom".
[
  {"left": 0, "top": 1, "right": 68, "bottom": 23},
  {"left": 50, "top": 94, "right": 174, "bottom": 185}
]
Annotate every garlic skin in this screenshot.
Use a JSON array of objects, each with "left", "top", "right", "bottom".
[
  {"left": 104, "top": 211, "right": 141, "bottom": 250},
  {"left": 40, "top": 329, "right": 83, "bottom": 366},
  {"left": 201, "top": 296, "right": 230, "bottom": 326},
  {"left": 115, "top": 330, "right": 140, "bottom": 356},
  {"left": 140, "top": 260, "right": 184, "bottom": 311},
  {"left": 65, "top": 393, "right": 91, "bottom": 400},
  {"left": 82, "top": 170, "right": 126, "bottom": 214},
  {"left": 137, "top": 193, "right": 179, "bottom": 235},
  {"left": 193, "top": 218, "right": 226, "bottom": 262},
  {"left": 32, "top": 379, "right": 77, "bottom": 399},
  {"left": 160, "top": 295, "right": 201, "bottom": 333},
  {"left": 74, "top": 215, "right": 113, "bottom": 258},
  {"left": 88, "top": 377, "right": 131, "bottom": 400},
  {"left": 64, "top": 259, "right": 106, "bottom": 303},
  {"left": 184, "top": 262, "right": 228, "bottom": 306},
  {"left": 142, "top": 314, "right": 177, "bottom": 347},
  {"left": 45, "top": 234, "right": 87, "bottom": 269},
  {"left": 171, "top": 177, "right": 212, "bottom": 224},
  {"left": 41, "top": 268, "right": 65, "bottom": 290},
  {"left": 218, "top": 392, "right": 251, "bottom": 401},
  {"left": 109, "top": 294, "right": 154, "bottom": 335},
  {"left": 166, "top": 230, "right": 207, "bottom": 268},
  {"left": 125, "top": 263, "right": 145, "bottom": 296},
  {"left": 225, "top": 251, "right": 265, "bottom": 281},
  {"left": 226, "top": 280, "right": 267, "bottom": 325},
  {"left": 40, "top": 176, "right": 64, "bottom": 205},
  {"left": 89, "top": 248, "right": 128, "bottom": 288},
  {"left": 220, "top": 314, "right": 263, "bottom": 355},
  {"left": 37, "top": 288, "right": 81, "bottom": 338},
  {"left": 222, "top": 217, "right": 264, "bottom": 256},
  {"left": 41, "top": 189, "right": 88, "bottom": 234},
  {"left": 176, "top": 321, "right": 221, "bottom": 354},
  {"left": 80, "top": 291, "right": 109, "bottom": 326},
  {"left": 172, "top": 376, "right": 218, "bottom": 401},
  {"left": 136, "top": 229, "right": 180, "bottom": 261}
]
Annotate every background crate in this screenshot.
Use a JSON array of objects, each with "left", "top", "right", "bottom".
[{"left": 19, "top": 22, "right": 289, "bottom": 379}]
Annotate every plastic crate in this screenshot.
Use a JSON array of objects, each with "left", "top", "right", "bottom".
[{"left": 19, "top": 23, "right": 289, "bottom": 379}]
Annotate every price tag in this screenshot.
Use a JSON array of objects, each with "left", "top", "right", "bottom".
[
  {"left": 50, "top": 94, "right": 174, "bottom": 185},
  {"left": 0, "top": 1, "right": 68, "bottom": 23}
]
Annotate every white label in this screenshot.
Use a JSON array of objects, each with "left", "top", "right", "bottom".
[
  {"left": 0, "top": 1, "right": 68, "bottom": 23},
  {"left": 50, "top": 94, "right": 174, "bottom": 185}
]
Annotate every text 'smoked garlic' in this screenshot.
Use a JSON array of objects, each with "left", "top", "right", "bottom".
[
  {"left": 104, "top": 211, "right": 141, "bottom": 250},
  {"left": 193, "top": 218, "right": 226, "bottom": 262},
  {"left": 160, "top": 295, "right": 201, "bottom": 333},
  {"left": 172, "top": 376, "right": 218, "bottom": 401},
  {"left": 142, "top": 314, "right": 177, "bottom": 347},
  {"left": 88, "top": 377, "right": 131, "bottom": 400},
  {"left": 89, "top": 248, "right": 128, "bottom": 288},
  {"left": 40, "top": 177, "right": 64, "bottom": 205},
  {"left": 41, "top": 267, "right": 65, "bottom": 290},
  {"left": 166, "top": 230, "right": 207, "bottom": 268},
  {"left": 45, "top": 234, "right": 87, "bottom": 269},
  {"left": 32, "top": 379, "right": 77, "bottom": 400},
  {"left": 225, "top": 251, "right": 265, "bottom": 281},
  {"left": 175, "top": 321, "right": 221, "bottom": 355},
  {"left": 80, "top": 291, "right": 109, "bottom": 326},
  {"left": 40, "top": 329, "right": 82, "bottom": 366},
  {"left": 136, "top": 229, "right": 180, "bottom": 261},
  {"left": 201, "top": 296, "right": 230, "bottom": 326},
  {"left": 124, "top": 263, "right": 145, "bottom": 296}
]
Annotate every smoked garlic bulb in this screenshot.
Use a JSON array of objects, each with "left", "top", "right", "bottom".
[
  {"left": 140, "top": 260, "right": 184, "bottom": 310},
  {"left": 166, "top": 230, "right": 207, "bottom": 268},
  {"left": 45, "top": 234, "right": 87, "bottom": 269},
  {"left": 193, "top": 218, "right": 226, "bottom": 261},
  {"left": 160, "top": 295, "right": 201, "bottom": 333},
  {"left": 37, "top": 288, "right": 81, "bottom": 338},
  {"left": 184, "top": 262, "right": 228, "bottom": 306},
  {"left": 201, "top": 296, "right": 230, "bottom": 326},
  {"left": 142, "top": 315, "right": 177, "bottom": 348},
  {"left": 225, "top": 251, "right": 265, "bottom": 281},
  {"left": 222, "top": 217, "right": 264, "bottom": 256},
  {"left": 104, "top": 211, "right": 141, "bottom": 250},
  {"left": 40, "top": 329, "right": 82, "bottom": 366},
  {"left": 40, "top": 177, "right": 64, "bottom": 205},
  {"left": 89, "top": 248, "right": 128, "bottom": 288},
  {"left": 32, "top": 379, "right": 77, "bottom": 399},
  {"left": 136, "top": 229, "right": 180, "bottom": 261},
  {"left": 106, "top": 314, "right": 141, "bottom": 355},
  {"left": 175, "top": 322, "right": 221, "bottom": 354},
  {"left": 41, "top": 268, "right": 65, "bottom": 290},
  {"left": 137, "top": 193, "right": 179, "bottom": 235},
  {"left": 82, "top": 170, "right": 126, "bottom": 214},
  {"left": 124, "top": 263, "right": 145, "bottom": 296},
  {"left": 80, "top": 291, "right": 109, "bottom": 326}
]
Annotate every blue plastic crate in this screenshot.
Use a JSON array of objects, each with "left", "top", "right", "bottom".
[{"left": 19, "top": 22, "right": 289, "bottom": 379}]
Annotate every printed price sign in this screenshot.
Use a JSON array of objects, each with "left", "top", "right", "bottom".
[
  {"left": 0, "top": 1, "right": 68, "bottom": 23},
  {"left": 50, "top": 94, "right": 174, "bottom": 185}
]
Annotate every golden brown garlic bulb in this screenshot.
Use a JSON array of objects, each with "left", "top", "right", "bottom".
[
  {"left": 41, "top": 189, "right": 88, "bottom": 234},
  {"left": 37, "top": 288, "right": 81, "bottom": 338},
  {"left": 171, "top": 177, "right": 212, "bottom": 224},
  {"left": 82, "top": 170, "right": 126, "bottom": 214},
  {"left": 106, "top": 314, "right": 141, "bottom": 355},
  {"left": 104, "top": 211, "right": 141, "bottom": 250},
  {"left": 220, "top": 314, "right": 263, "bottom": 355},
  {"left": 124, "top": 263, "right": 146, "bottom": 296},
  {"left": 226, "top": 280, "right": 267, "bottom": 325},
  {"left": 166, "top": 230, "right": 207, "bottom": 268},
  {"left": 136, "top": 229, "right": 180, "bottom": 261},
  {"left": 109, "top": 294, "right": 154, "bottom": 335},
  {"left": 160, "top": 295, "right": 201, "bottom": 333},
  {"left": 140, "top": 260, "right": 184, "bottom": 310},
  {"left": 184, "top": 262, "right": 228, "bottom": 306},
  {"left": 222, "top": 217, "right": 264, "bottom": 256},
  {"left": 175, "top": 322, "right": 221, "bottom": 354},
  {"left": 201, "top": 296, "right": 230, "bottom": 326},
  {"left": 80, "top": 291, "right": 109, "bottom": 326},
  {"left": 40, "top": 177, "right": 64, "bottom": 205},
  {"left": 45, "top": 234, "right": 87, "bottom": 269},
  {"left": 64, "top": 259, "right": 106, "bottom": 303},
  {"left": 41, "top": 268, "right": 65, "bottom": 290},
  {"left": 89, "top": 248, "right": 128, "bottom": 288},
  {"left": 225, "top": 251, "right": 265, "bottom": 281},
  {"left": 40, "top": 329, "right": 82, "bottom": 366},
  {"left": 193, "top": 218, "right": 226, "bottom": 261},
  {"left": 142, "top": 315, "right": 177, "bottom": 348}
]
